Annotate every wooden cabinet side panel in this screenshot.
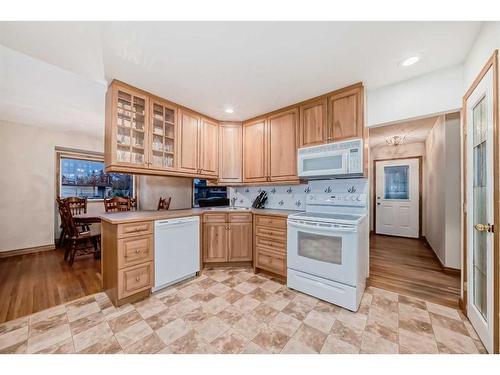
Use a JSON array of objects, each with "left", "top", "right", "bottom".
[
  {"left": 299, "top": 98, "right": 327, "bottom": 146},
  {"left": 178, "top": 110, "right": 200, "bottom": 173},
  {"left": 228, "top": 222, "right": 253, "bottom": 261},
  {"left": 242, "top": 120, "right": 268, "bottom": 182},
  {"left": 102, "top": 221, "right": 118, "bottom": 305},
  {"left": 218, "top": 123, "right": 243, "bottom": 183},
  {"left": 203, "top": 223, "right": 228, "bottom": 262},
  {"left": 104, "top": 87, "right": 116, "bottom": 167},
  {"left": 200, "top": 118, "right": 219, "bottom": 176},
  {"left": 268, "top": 108, "right": 298, "bottom": 181}
]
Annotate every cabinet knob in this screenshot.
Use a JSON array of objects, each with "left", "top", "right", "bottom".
[
  {"left": 135, "top": 276, "right": 140, "bottom": 282},
  {"left": 135, "top": 249, "right": 141, "bottom": 254}
]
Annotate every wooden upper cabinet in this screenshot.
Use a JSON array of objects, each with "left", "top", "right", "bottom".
[
  {"left": 328, "top": 86, "right": 363, "bottom": 141},
  {"left": 218, "top": 123, "right": 242, "bottom": 183},
  {"left": 106, "top": 83, "right": 149, "bottom": 169},
  {"left": 149, "top": 99, "right": 177, "bottom": 171},
  {"left": 243, "top": 118, "right": 268, "bottom": 183},
  {"left": 299, "top": 98, "right": 327, "bottom": 147},
  {"left": 178, "top": 109, "right": 200, "bottom": 174},
  {"left": 199, "top": 118, "right": 219, "bottom": 177},
  {"left": 268, "top": 108, "right": 299, "bottom": 182}
]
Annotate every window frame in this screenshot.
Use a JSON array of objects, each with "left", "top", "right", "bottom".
[{"left": 55, "top": 148, "right": 136, "bottom": 202}]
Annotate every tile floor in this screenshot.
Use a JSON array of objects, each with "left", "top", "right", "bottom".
[{"left": 0, "top": 267, "right": 486, "bottom": 354}]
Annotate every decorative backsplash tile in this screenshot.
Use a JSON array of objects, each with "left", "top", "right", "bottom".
[{"left": 228, "top": 178, "right": 368, "bottom": 210}]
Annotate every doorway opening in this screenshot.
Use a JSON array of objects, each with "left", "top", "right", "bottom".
[{"left": 368, "top": 113, "right": 462, "bottom": 307}]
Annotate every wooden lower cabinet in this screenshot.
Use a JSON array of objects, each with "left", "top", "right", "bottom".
[
  {"left": 202, "top": 213, "right": 252, "bottom": 264},
  {"left": 203, "top": 222, "right": 228, "bottom": 262},
  {"left": 102, "top": 220, "right": 154, "bottom": 306},
  {"left": 254, "top": 215, "right": 287, "bottom": 278},
  {"left": 228, "top": 222, "right": 253, "bottom": 261}
]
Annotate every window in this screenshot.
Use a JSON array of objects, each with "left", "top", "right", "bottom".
[
  {"left": 57, "top": 150, "right": 134, "bottom": 200},
  {"left": 384, "top": 165, "right": 409, "bottom": 200},
  {"left": 193, "top": 179, "right": 227, "bottom": 207}
]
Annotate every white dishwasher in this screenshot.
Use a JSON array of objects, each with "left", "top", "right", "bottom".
[{"left": 153, "top": 216, "right": 200, "bottom": 292}]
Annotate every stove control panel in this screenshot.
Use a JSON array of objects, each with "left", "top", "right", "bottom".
[{"left": 306, "top": 193, "right": 367, "bottom": 206}]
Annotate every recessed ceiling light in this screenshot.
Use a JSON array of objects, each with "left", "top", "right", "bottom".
[
  {"left": 224, "top": 108, "right": 234, "bottom": 114},
  {"left": 400, "top": 56, "right": 420, "bottom": 67}
]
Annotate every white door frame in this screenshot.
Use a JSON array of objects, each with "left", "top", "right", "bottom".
[
  {"left": 373, "top": 156, "right": 422, "bottom": 239},
  {"left": 462, "top": 50, "right": 499, "bottom": 354}
]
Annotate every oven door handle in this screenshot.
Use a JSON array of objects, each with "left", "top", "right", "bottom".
[{"left": 288, "top": 220, "right": 357, "bottom": 233}]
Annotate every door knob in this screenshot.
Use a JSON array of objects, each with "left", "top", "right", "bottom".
[{"left": 474, "top": 223, "right": 493, "bottom": 233}]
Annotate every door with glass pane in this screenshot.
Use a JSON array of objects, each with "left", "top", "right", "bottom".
[
  {"left": 375, "top": 158, "right": 420, "bottom": 238},
  {"left": 113, "top": 86, "right": 149, "bottom": 168},
  {"left": 465, "top": 66, "right": 495, "bottom": 353}
]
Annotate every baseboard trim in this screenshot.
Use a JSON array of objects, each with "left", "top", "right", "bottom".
[
  {"left": 0, "top": 244, "right": 56, "bottom": 258},
  {"left": 422, "top": 236, "right": 461, "bottom": 275},
  {"left": 458, "top": 297, "right": 466, "bottom": 315}
]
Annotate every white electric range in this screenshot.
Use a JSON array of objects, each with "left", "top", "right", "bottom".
[{"left": 287, "top": 190, "right": 369, "bottom": 311}]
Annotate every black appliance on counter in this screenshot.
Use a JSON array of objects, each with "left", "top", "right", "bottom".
[{"left": 252, "top": 191, "right": 268, "bottom": 209}]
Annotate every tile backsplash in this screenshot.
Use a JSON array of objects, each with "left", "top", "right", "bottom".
[{"left": 228, "top": 178, "right": 368, "bottom": 210}]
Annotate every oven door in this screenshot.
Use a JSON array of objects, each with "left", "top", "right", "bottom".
[
  {"left": 298, "top": 149, "right": 348, "bottom": 178},
  {"left": 287, "top": 219, "right": 358, "bottom": 286}
]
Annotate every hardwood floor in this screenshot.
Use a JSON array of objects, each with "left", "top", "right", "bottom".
[
  {"left": 0, "top": 248, "right": 102, "bottom": 323},
  {"left": 369, "top": 234, "right": 461, "bottom": 308}
]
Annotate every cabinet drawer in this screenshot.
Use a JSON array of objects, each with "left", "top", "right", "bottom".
[
  {"left": 117, "top": 221, "right": 153, "bottom": 238},
  {"left": 118, "top": 235, "right": 153, "bottom": 269},
  {"left": 254, "top": 215, "right": 286, "bottom": 229},
  {"left": 229, "top": 212, "right": 252, "bottom": 223},
  {"left": 203, "top": 213, "right": 227, "bottom": 223},
  {"left": 118, "top": 262, "right": 153, "bottom": 299},
  {"left": 255, "top": 226, "right": 286, "bottom": 241},
  {"left": 256, "top": 236, "right": 286, "bottom": 253},
  {"left": 256, "top": 247, "right": 286, "bottom": 276}
]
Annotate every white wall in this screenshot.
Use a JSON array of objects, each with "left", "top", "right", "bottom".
[
  {"left": 422, "top": 114, "right": 462, "bottom": 269},
  {"left": 366, "top": 65, "right": 463, "bottom": 127},
  {"left": 0, "top": 121, "right": 103, "bottom": 252},
  {"left": 463, "top": 22, "right": 500, "bottom": 89},
  {"left": 444, "top": 112, "right": 462, "bottom": 269},
  {"left": 424, "top": 116, "right": 446, "bottom": 264}
]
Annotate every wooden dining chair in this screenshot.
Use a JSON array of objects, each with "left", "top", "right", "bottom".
[
  {"left": 57, "top": 197, "right": 88, "bottom": 248},
  {"left": 129, "top": 197, "right": 138, "bottom": 211},
  {"left": 104, "top": 197, "right": 131, "bottom": 212},
  {"left": 157, "top": 196, "right": 172, "bottom": 211},
  {"left": 58, "top": 199, "right": 101, "bottom": 265}
]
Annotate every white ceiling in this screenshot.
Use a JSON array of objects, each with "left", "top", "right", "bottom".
[
  {"left": 368, "top": 116, "right": 440, "bottom": 148},
  {"left": 0, "top": 21, "right": 482, "bottom": 136}
]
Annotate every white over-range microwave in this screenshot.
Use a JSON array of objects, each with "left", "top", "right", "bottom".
[{"left": 297, "top": 138, "right": 364, "bottom": 179}]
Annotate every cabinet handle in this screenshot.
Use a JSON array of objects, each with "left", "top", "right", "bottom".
[
  {"left": 135, "top": 276, "right": 140, "bottom": 282},
  {"left": 135, "top": 249, "right": 141, "bottom": 254}
]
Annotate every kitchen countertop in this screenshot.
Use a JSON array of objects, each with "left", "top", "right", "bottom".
[{"left": 98, "top": 207, "right": 303, "bottom": 224}]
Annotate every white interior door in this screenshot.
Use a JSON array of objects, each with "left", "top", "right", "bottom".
[
  {"left": 375, "top": 158, "right": 420, "bottom": 238},
  {"left": 466, "top": 66, "right": 494, "bottom": 353}
]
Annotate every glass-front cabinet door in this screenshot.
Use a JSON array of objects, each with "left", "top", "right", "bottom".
[
  {"left": 113, "top": 86, "right": 149, "bottom": 168},
  {"left": 150, "top": 100, "right": 177, "bottom": 170}
]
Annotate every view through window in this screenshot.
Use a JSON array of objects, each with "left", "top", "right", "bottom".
[{"left": 60, "top": 157, "right": 134, "bottom": 200}]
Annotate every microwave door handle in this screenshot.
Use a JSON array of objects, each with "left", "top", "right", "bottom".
[{"left": 288, "top": 221, "right": 356, "bottom": 233}]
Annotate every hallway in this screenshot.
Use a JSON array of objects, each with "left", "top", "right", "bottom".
[{"left": 369, "top": 234, "right": 461, "bottom": 308}]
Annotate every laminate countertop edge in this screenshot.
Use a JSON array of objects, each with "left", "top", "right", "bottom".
[{"left": 98, "top": 208, "right": 303, "bottom": 224}]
